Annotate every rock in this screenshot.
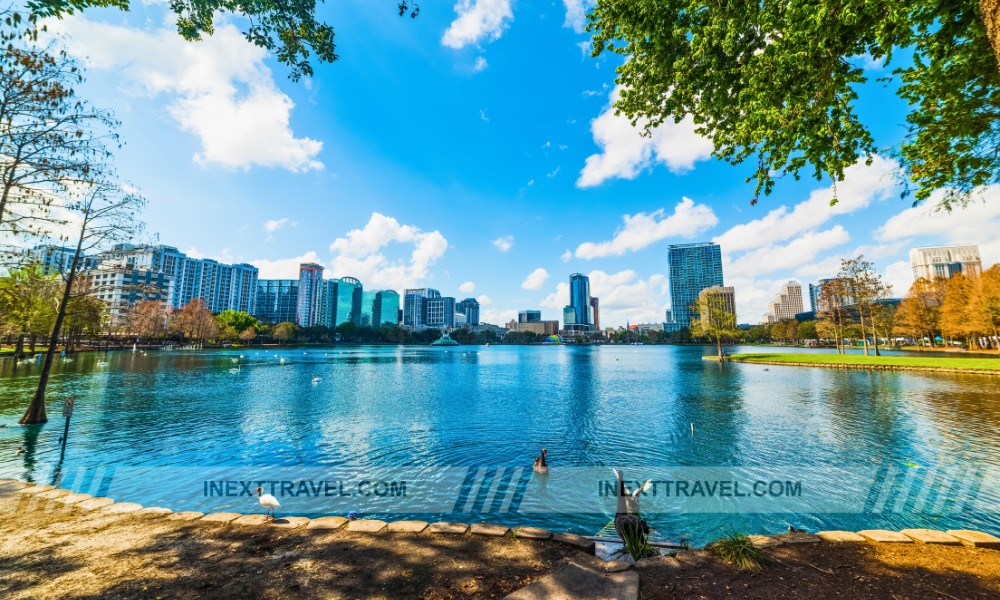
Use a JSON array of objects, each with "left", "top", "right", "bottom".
[
  {"left": 747, "top": 535, "right": 782, "bottom": 548},
  {"left": 234, "top": 514, "right": 271, "bottom": 526},
  {"left": 552, "top": 532, "right": 596, "bottom": 553},
  {"left": 775, "top": 532, "right": 822, "bottom": 544},
  {"left": 57, "top": 493, "right": 93, "bottom": 505},
  {"left": 166, "top": 511, "right": 205, "bottom": 521},
  {"left": 0, "top": 480, "right": 30, "bottom": 490},
  {"left": 817, "top": 530, "right": 866, "bottom": 543},
  {"left": 199, "top": 512, "right": 242, "bottom": 523},
  {"left": 857, "top": 530, "right": 913, "bottom": 543},
  {"left": 900, "top": 529, "right": 961, "bottom": 545},
  {"left": 347, "top": 519, "right": 387, "bottom": 533},
  {"left": 102, "top": 502, "right": 143, "bottom": 514},
  {"left": 946, "top": 530, "right": 1000, "bottom": 549},
  {"left": 18, "top": 485, "right": 55, "bottom": 495},
  {"left": 307, "top": 516, "right": 348, "bottom": 530},
  {"left": 429, "top": 522, "right": 469, "bottom": 535},
  {"left": 136, "top": 507, "right": 173, "bottom": 517},
  {"left": 514, "top": 527, "right": 552, "bottom": 540},
  {"left": 386, "top": 520, "right": 428, "bottom": 533},
  {"left": 35, "top": 489, "right": 72, "bottom": 500},
  {"left": 471, "top": 523, "right": 510, "bottom": 537},
  {"left": 270, "top": 516, "right": 310, "bottom": 529},
  {"left": 77, "top": 497, "right": 115, "bottom": 511},
  {"left": 505, "top": 563, "right": 638, "bottom": 600}
]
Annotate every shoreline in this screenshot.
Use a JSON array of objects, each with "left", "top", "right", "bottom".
[{"left": 713, "top": 353, "right": 1000, "bottom": 376}]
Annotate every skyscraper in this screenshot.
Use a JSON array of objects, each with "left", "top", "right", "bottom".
[
  {"left": 315, "top": 277, "right": 362, "bottom": 327},
  {"left": 372, "top": 290, "right": 400, "bottom": 327},
  {"left": 667, "top": 242, "right": 724, "bottom": 328},
  {"left": 589, "top": 297, "right": 600, "bottom": 331},
  {"left": 910, "top": 245, "right": 982, "bottom": 281},
  {"left": 456, "top": 298, "right": 480, "bottom": 326},
  {"left": 425, "top": 296, "right": 456, "bottom": 328},
  {"left": 256, "top": 279, "right": 299, "bottom": 323},
  {"left": 296, "top": 263, "right": 324, "bottom": 327},
  {"left": 403, "top": 288, "right": 441, "bottom": 327},
  {"left": 765, "top": 281, "right": 804, "bottom": 322},
  {"left": 568, "top": 273, "right": 593, "bottom": 330},
  {"left": 518, "top": 310, "right": 541, "bottom": 323}
]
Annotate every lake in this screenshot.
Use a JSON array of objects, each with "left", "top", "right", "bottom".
[{"left": 1, "top": 345, "right": 997, "bottom": 545}]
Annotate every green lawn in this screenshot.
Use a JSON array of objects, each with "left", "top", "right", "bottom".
[{"left": 721, "top": 353, "right": 1000, "bottom": 372}]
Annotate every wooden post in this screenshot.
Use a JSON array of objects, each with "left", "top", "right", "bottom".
[{"left": 60, "top": 397, "right": 74, "bottom": 454}]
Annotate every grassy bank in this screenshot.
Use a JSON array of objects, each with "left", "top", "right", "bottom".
[{"left": 718, "top": 353, "right": 1000, "bottom": 374}]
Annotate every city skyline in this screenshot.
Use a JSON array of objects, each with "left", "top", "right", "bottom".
[{"left": 30, "top": 3, "right": 1000, "bottom": 329}]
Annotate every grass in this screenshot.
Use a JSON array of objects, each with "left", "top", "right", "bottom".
[
  {"left": 618, "top": 526, "right": 659, "bottom": 562},
  {"left": 706, "top": 532, "right": 774, "bottom": 571},
  {"left": 716, "top": 352, "right": 1000, "bottom": 372}
]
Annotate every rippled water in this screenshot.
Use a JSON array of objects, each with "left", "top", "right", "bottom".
[{"left": 1, "top": 345, "right": 998, "bottom": 545}]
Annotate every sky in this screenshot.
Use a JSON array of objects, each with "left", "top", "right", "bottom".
[{"left": 36, "top": 0, "right": 1000, "bottom": 328}]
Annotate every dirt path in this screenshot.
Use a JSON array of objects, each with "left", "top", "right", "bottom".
[{"left": 2, "top": 483, "right": 999, "bottom": 599}]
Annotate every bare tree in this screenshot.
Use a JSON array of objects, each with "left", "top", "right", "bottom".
[
  {"left": 20, "top": 179, "right": 145, "bottom": 425},
  {"left": 839, "top": 256, "right": 890, "bottom": 356}
]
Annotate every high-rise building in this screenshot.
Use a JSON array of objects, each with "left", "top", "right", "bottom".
[
  {"left": 589, "top": 297, "right": 600, "bottom": 331},
  {"left": 563, "top": 305, "right": 576, "bottom": 327},
  {"left": 296, "top": 263, "right": 324, "bottom": 327},
  {"left": 808, "top": 281, "right": 827, "bottom": 313},
  {"left": 456, "top": 297, "right": 480, "bottom": 326},
  {"left": 28, "top": 245, "right": 98, "bottom": 275},
  {"left": 425, "top": 296, "right": 456, "bottom": 328},
  {"left": 371, "top": 290, "right": 400, "bottom": 327},
  {"left": 667, "top": 242, "right": 724, "bottom": 327},
  {"left": 315, "top": 277, "right": 362, "bottom": 327},
  {"left": 697, "top": 285, "right": 737, "bottom": 327},
  {"left": 910, "top": 245, "right": 982, "bottom": 281},
  {"left": 95, "top": 244, "right": 257, "bottom": 314},
  {"left": 765, "top": 281, "right": 804, "bottom": 323},
  {"left": 809, "top": 277, "right": 854, "bottom": 313},
  {"left": 403, "top": 288, "right": 440, "bottom": 327},
  {"left": 78, "top": 264, "right": 173, "bottom": 324},
  {"left": 256, "top": 279, "right": 299, "bottom": 323},
  {"left": 568, "top": 273, "right": 593, "bottom": 329},
  {"left": 518, "top": 310, "right": 542, "bottom": 323}
]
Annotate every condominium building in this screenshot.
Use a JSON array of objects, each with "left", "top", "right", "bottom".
[
  {"left": 456, "top": 297, "right": 480, "bottom": 326},
  {"left": 256, "top": 279, "right": 299, "bottom": 324},
  {"left": 590, "top": 297, "right": 600, "bottom": 331},
  {"left": 28, "top": 245, "right": 97, "bottom": 275},
  {"left": 78, "top": 263, "right": 173, "bottom": 323},
  {"left": 425, "top": 296, "right": 456, "bottom": 329},
  {"left": 296, "top": 263, "right": 324, "bottom": 327},
  {"left": 910, "top": 245, "right": 982, "bottom": 281},
  {"left": 765, "top": 281, "right": 804, "bottom": 323},
  {"left": 403, "top": 288, "right": 440, "bottom": 327},
  {"left": 668, "top": 242, "right": 724, "bottom": 327},
  {"left": 697, "top": 286, "right": 737, "bottom": 328}
]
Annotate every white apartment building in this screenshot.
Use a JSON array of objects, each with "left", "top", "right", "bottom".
[
  {"left": 78, "top": 263, "right": 174, "bottom": 324},
  {"left": 910, "top": 245, "right": 982, "bottom": 281},
  {"left": 765, "top": 281, "right": 804, "bottom": 323}
]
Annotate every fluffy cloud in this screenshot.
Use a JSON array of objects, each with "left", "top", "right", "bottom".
[
  {"left": 442, "top": 0, "right": 513, "bottom": 49},
  {"left": 726, "top": 226, "right": 851, "bottom": 279},
  {"left": 473, "top": 56, "right": 488, "bottom": 72},
  {"left": 460, "top": 281, "right": 477, "bottom": 293},
  {"left": 577, "top": 86, "right": 713, "bottom": 187},
  {"left": 540, "top": 270, "right": 670, "bottom": 326},
  {"left": 575, "top": 198, "right": 718, "bottom": 259},
  {"left": 328, "top": 213, "right": 448, "bottom": 289},
  {"left": 263, "top": 218, "right": 296, "bottom": 241},
  {"left": 46, "top": 16, "right": 323, "bottom": 173},
  {"left": 563, "top": 0, "right": 596, "bottom": 33},
  {"left": 883, "top": 261, "right": 914, "bottom": 298},
  {"left": 492, "top": 235, "right": 514, "bottom": 252},
  {"left": 714, "top": 156, "right": 898, "bottom": 253},
  {"left": 521, "top": 268, "right": 550, "bottom": 290},
  {"left": 561, "top": 250, "right": 572, "bottom": 262},
  {"left": 251, "top": 251, "right": 322, "bottom": 279},
  {"left": 481, "top": 307, "right": 517, "bottom": 325}
]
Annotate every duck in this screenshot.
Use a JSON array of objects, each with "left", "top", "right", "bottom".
[
  {"left": 255, "top": 486, "right": 281, "bottom": 520},
  {"left": 15, "top": 447, "right": 25, "bottom": 455},
  {"left": 612, "top": 469, "right": 652, "bottom": 544},
  {"left": 533, "top": 448, "right": 549, "bottom": 475}
]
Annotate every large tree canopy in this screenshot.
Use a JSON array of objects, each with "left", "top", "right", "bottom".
[
  {"left": 588, "top": 0, "right": 1000, "bottom": 210},
  {"left": 28, "top": 1, "right": 419, "bottom": 80}
]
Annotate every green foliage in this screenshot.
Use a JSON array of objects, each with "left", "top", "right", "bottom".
[
  {"left": 588, "top": 0, "right": 1000, "bottom": 209},
  {"left": 27, "top": 1, "right": 419, "bottom": 81},
  {"left": 706, "top": 532, "right": 774, "bottom": 571},
  {"left": 0, "top": 264, "right": 60, "bottom": 348},
  {"left": 215, "top": 309, "right": 259, "bottom": 333}
]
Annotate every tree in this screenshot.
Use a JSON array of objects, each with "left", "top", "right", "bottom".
[
  {"left": 940, "top": 273, "right": 975, "bottom": 345},
  {"left": 271, "top": 321, "right": 298, "bottom": 344},
  {"left": 128, "top": 299, "right": 170, "bottom": 341},
  {"left": 691, "top": 291, "right": 738, "bottom": 362},
  {"left": 817, "top": 278, "right": 852, "bottom": 354},
  {"left": 587, "top": 1, "right": 1000, "bottom": 209},
  {"left": 839, "top": 256, "right": 890, "bottom": 356},
  {"left": 173, "top": 299, "right": 217, "bottom": 342},
  {"left": 1, "top": 12, "right": 118, "bottom": 251},
  {"left": 21, "top": 179, "right": 145, "bottom": 424},
  {"left": 215, "top": 309, "right": 259, "bottom": 339},
  {"left": 28, "top": 2, "right": 420, "bottom": 81},
  {"left": 894, "top": 277, "right": 945, "bottom": 349},
  {"left": 62, "top": 294, "right": 105, "bottom": 349},
  {"left": 970, "top": 265, "right": 1000, "bottom": 352},
  {"left": 797, "top": 320, "right": 818, "bottom": 342},
  {"left": 0, "top": 264, "right": 59, "bottom": 357}
]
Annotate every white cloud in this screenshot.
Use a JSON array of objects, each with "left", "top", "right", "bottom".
[
  {"left": 459, "top": 281, "right": 477, "bottom": 293},
  {"left": 714, "top": 156, "right": 898, "bottom": 253},
  {"left": 480, "top": 109, "right": 490, "bottom": 122},
  {"left": 47, "top": 16, "right": 323, "bottom": 172},
  {"left": 473, "top": 56, "right": 488, "bottom": 72},
  {"left": 577, "top": 85, "right": 713, "bottom": 187},
  {"left": 442, "top": 0, "right": 513, "bottom": 49},
  {"left": 563, "top": 0, "right": 596, "bottom": 33},
  {"left": 561, "top": 250, "right": 572, "bottom": 262},
  {"left": 547, "top": 166, "right": 561, "bottom": 178},
  {"left": 574, "top": 198, "right": 718, "bottom": 259},
  {"left": 251, "top": 251, "right": 322, "bottom": 279},
  {"left": 328, "top": 213, "right": 448, "bottom": 289},
  {"left": 884, "top": 261, "right": 913, "bottom": 298},
  {"left": 476, "top": 294, "right": 492, "bottom": 305},
  {"left": 481, "top": 307, "right": 517, "bottom": 325},
  {"left": 492, "top": 235, "right": 514, "bottom": 252},
  {"left": 726, "top": 226, "right": 851, "bottom": 278},
  {"left": 521, "top": 267, "right": 550, "bottom": 290},
  {"left": 264, "top": 218, "right": 290, "bottom": 233}
]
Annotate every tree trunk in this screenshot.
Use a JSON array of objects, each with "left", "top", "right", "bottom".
[
  {"left": 14, "top": 334, "right": 24, "bottom": 359},
  {"left": 20, "top": 228, "right": 84, "bottom": 425},
  {"left": 716, "top": 335, "right": 724, "bottom": 362},
  {"left": 982, "top": 0, "right": 1000, "bottom": 72}
]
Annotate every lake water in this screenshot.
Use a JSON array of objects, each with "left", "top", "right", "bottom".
[{"left": 1, "top": 345, "right": 998, "bottom": 545}]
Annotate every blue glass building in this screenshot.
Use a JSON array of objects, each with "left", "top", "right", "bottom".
[
  {"left": 568, "top": 273, "right": 593, "bottom": 330},
  {"left": 667, "top": 242, "right": 724, "bottom": 328}
]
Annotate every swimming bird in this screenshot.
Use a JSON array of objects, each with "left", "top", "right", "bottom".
[
  {"left": 231, "top": 357, "right": 239, "bottom": 364},
  {"left": 255, "top": 487, "right": 280, "bottom": 520},
  {"left": 15, "top": 447, "right": 25, "bottom": 455},
  {"left": 612, "top": 469, "right": 651, "bottom": 544},
  {"left": 97, "top": 361, "right": 108, "bottom": 367},
  {"left": 311, "top": 374, "right": 321, "bottom": 383},
  {"left": 533, "top": 448, "right": 549, "bottom": 475},
  {"left": 787, "top": 525, "right": 804, "bottom": 534}
]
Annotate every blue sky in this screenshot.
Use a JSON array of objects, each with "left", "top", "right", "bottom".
[{"left": 41, "top": 0, "right": 1000, "bottom": 327}]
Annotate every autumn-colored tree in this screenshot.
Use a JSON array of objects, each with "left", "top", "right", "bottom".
[
  {"left": 271, "top": 321, "right": 298, "bottom": 344},
  {"left": 969, "top": 265, "right": 1000, "bottom": 352},
  {"left": 238, "top": 327, "right": 257, "bottom": 343},
  {"left": 173, "top": 299, "right": 218, "bottom": 342},
  {"left": 893, "top": 277, "right": 946, "bottom": 349},
  {"left": 817, "top": 278, "right": 852, "bottom": 354},
  {"left": 940, "top": 273, "right": 976, "bottom": 345},
  {"left": 128, "top": 299, "right": 170, "bottom": 341}
]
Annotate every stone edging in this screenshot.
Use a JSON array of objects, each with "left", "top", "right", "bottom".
[
  {"left": 4, "top": 477, "right": 1000, "bottom": 561},
  {"left": 715, "top": 356, "right": 1000, "bottom": 376}
]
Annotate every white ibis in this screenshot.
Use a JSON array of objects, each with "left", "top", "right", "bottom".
[
  {"left": 255, "top": 486, "right": 280, "bottom": 520},
  {"left": 533, "top": 448, "right": 549, "bottom": 475},
  {"left": 612, "top": 469, "right": 652, "bottom": 543}
]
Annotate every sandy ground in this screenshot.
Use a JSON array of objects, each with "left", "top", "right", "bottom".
[{"left": 2, "top": 488, "right": 999, "bottom": 599}]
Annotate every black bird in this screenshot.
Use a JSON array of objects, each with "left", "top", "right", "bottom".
[
  {"left": 787, "top": 525, "right": 804, "bottom": 533},
  {"left": 533, "top": 448, "right": 549, "bottom": 475},
  {"left": 613, "top": 469, "right": 651, "bottom": 542}
]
